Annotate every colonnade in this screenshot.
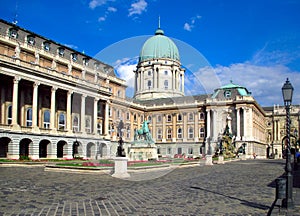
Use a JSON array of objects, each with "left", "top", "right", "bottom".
[{"left": 6, "top": 75, "right": 111, "bottom": 136}]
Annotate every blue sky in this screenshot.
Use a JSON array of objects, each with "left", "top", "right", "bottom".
[{"left": 1, "top": 0, "right": 300, "bottom": 106}]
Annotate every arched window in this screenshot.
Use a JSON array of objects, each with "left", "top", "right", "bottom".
[
  {"left": 167, "top": 114, "right": 172, "bottom": 122},
  {"left": 134, "top": 114, "right": 137, "bottom": 121},
  {"left": 188, "top": 127, "right": 194, "bottom": 139},
  {"left": 177, "top": 128, "right": 182, "bottom": 139},
  {"left": 199, "top": 112, "right": 205, "bottom": 120},
  {"left": 177, "top": 114, "right": 182, "bottom": 121},
  {"left": 7, "top": 105, "right": 12, "bottom": 124},
  {"left": 58, "top": 113, "right": 66, "bottom": 130},
  {"left": 26, "top": 108, "right": 32, "bottom": 127}
]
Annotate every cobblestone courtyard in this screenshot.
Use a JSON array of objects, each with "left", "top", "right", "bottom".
[{"left": 0, "top": 159, "right": 299, "bottom": 215}]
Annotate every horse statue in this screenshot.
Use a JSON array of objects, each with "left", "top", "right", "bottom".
[{"left": 134, "top": 120, "right": 154, "bottom": 144}]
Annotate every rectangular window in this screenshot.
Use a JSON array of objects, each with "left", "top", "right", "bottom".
[
  {"left": 58, "top": 113, "right": 66, "bottom": 130},
  {"left": 85, "top": 115, "right": 91, "bottom": 133},
  {"left": 7, "top": 105, "right": 12, "bottom": 125},
  {"left": 157, "top": 128, "right": 162, "bottom": 139},
  {"left": 188, "top": 113, "right": 194, "bottom": 121},
  {"left": 167, "top": 129, "right": 172, "bottom": 139},
  {"left": 43, "top": 110, "right": 50, "bottom": 129},
  {"left": 72, "top": 114, "right": 79, "bottom": 132},
  {"left": 188, "top": 128, "right": 194, "bottom": 139},
  {"left": 26, "top": 108, "right": 32, "bottom": 127}
]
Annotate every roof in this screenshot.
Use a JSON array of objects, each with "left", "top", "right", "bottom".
[
  {"left": 139, "top": 28, "right": 180, "bottom": 62},
  {"left": 133, "top": 94, "right": 210, "bottom": 106}
]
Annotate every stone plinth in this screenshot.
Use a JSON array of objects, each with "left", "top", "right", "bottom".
[
  {"left": 218, "top": 155, "right": 224, "bottom": 164},
  {"left": 128, "top": 145, "right": 158, "bottom": 161},
  {"left": 205, "top": 155, "right": 213, "bottom": 165},
  {"left": 112, "top": 157, "right": 130, "bottom": 178}
]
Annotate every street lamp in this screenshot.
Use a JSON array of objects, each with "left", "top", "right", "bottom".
[{"left": 281, "top": 78, "right": 294, "bottom": 209}]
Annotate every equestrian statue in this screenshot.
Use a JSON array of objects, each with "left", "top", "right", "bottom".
[{"left": 134, "top": 120, "right": 154, "bottom": 144}]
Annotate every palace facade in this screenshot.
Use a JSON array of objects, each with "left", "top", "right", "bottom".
[{"left": 0, "top": 19, "right": 299, "bottom": 160}]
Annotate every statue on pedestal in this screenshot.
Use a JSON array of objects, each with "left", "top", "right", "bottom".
[
  {"left": 134, "top": 120, "right": 154, "bottom": 144},
  {"left": 116, "top": 120, "right": 126, "bottom": 157},
  {"left": 117, "top": 137, "right": 126, "bottom": 157}
]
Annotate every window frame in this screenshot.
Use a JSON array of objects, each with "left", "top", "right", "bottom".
[{"left": 43, "top": 110, "right": 51, "bottom": 129}]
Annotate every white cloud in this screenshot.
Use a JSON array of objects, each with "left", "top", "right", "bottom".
[
  {"left": 183, "top": 23, "right": 192, "bottom": 32},
  {"left": 114, "top": 57, "right": 138, "bottom": 89},
  {"left": 128, "top": 0, "right": 147, "bottom": 17},
  {"left": 190, "top": 63, "right": 300, "bottom": 106},
  {"left": 97, "top": 7, "right": 117, "bottom": 22},
  {"left": 89, "top": 0, "right": 108, "bottom": 9},
  {"left": 98, "top": 16, "right": 106, "bottom": 22},
  {"left": 183, "top": 15, "right": 202, "bottom": 32},
  {"left": 108, "top": 6, "right": 117, "bottom": 12}
]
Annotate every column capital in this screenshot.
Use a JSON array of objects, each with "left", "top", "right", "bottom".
[
  {"left": 67, "top": 90, "right": 73, "bottom": 95},
  {"left": 81, "top": 94, "right": 87, "bottom": 99},
  {"left": 33, "top": 82, "right": 40, "bottom": 87},
  {"left": 14, "top": 76, "right": 21, "bottom": 83},
  {"left": 51, "top": 86, "right": 57, "bottom": 92}
]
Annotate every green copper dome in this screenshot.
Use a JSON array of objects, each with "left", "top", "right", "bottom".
[{"left": 139, "top": 28, "right": 180, "bottom": 62}]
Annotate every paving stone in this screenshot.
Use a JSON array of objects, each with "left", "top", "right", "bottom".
[{"left": 0, "top": 160, "right": 300, "bottom": 215}]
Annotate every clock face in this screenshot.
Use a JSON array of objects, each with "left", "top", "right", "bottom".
[{"left": 224, "top": 90, "right": 231, "bottom": 98}]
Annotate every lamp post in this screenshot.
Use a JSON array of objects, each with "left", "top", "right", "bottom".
[{"left": 281, "top": 78, "right": 294, "bottom": 209}]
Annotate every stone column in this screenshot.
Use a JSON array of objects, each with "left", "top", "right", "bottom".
[
  {"left": 32, "top": 82, "right": 40, "bottom": 130},
  {"left": 212, "top": 110, "right": 217, "bottom": 141},
  {"left": 50, "top": 87, "right": 57, "bottom": 131},
  {"left": 183, "top": 112, "right": 187, "bottom": 142},
  {"left": 134, "top": 72, "right": 137, "bottom": 93},
  {"left": 12, "top": 76, "right": 20, "bottom": 127},
  {"left": 181, "top": 73, "right": 184, "bottom": 93},
  {"left": 152, "top": 114, "right": 156, "bottom": 142},
  {"left": 194, "top": 112, "right": 199, "bottom": 142},
  {"left": 172, "top": 113, "right": 176, "bottom": 142},
  {"left": 66, "top": 91, "right": 72, "bottom": 133},
  {"left": 141, "top": 71, "right": 144, "bottom": 90},
  {"left": 93, "top": 98, "right": 99, "bottom": 134},
  {"left": 0, "top": 86, "right": 5, "bottom": 124},
  {"left": 236, "top": 107, "right": 241, "bottom": 140},
  {"left": 242, "top": 107, "right": 247, "bottom": 140},
  {"left": 206, "top": 109, "right": 211, "bottom": 138},
  {"left": 162, "top": 114, "right": 166, "bottom": 142},
  {"left": 104, "top": 101, "right": 109, "bottom": 137},
  {"left": 80, "top": 94, "right": 86, "bottom": 133},
  {"left": 153, "top": 68, "right": 156, "bottom": 90}
]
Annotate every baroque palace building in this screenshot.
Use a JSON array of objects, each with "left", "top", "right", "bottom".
[{"left": 0, "top": 19, "right": 299, "bottom": 160}]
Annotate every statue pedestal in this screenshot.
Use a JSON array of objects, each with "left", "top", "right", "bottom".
[
  {"left": 205, "top": 155, "right": 213, "bottom": 165},
  {"left": 128, "top": 145, "right": 158, "bottom": 161},
  {"left": 218, "top": 155, "right": 224, "bottom": 164},
  {"left": 112, "top": 157, "right": 130, "bottom": 178}
]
